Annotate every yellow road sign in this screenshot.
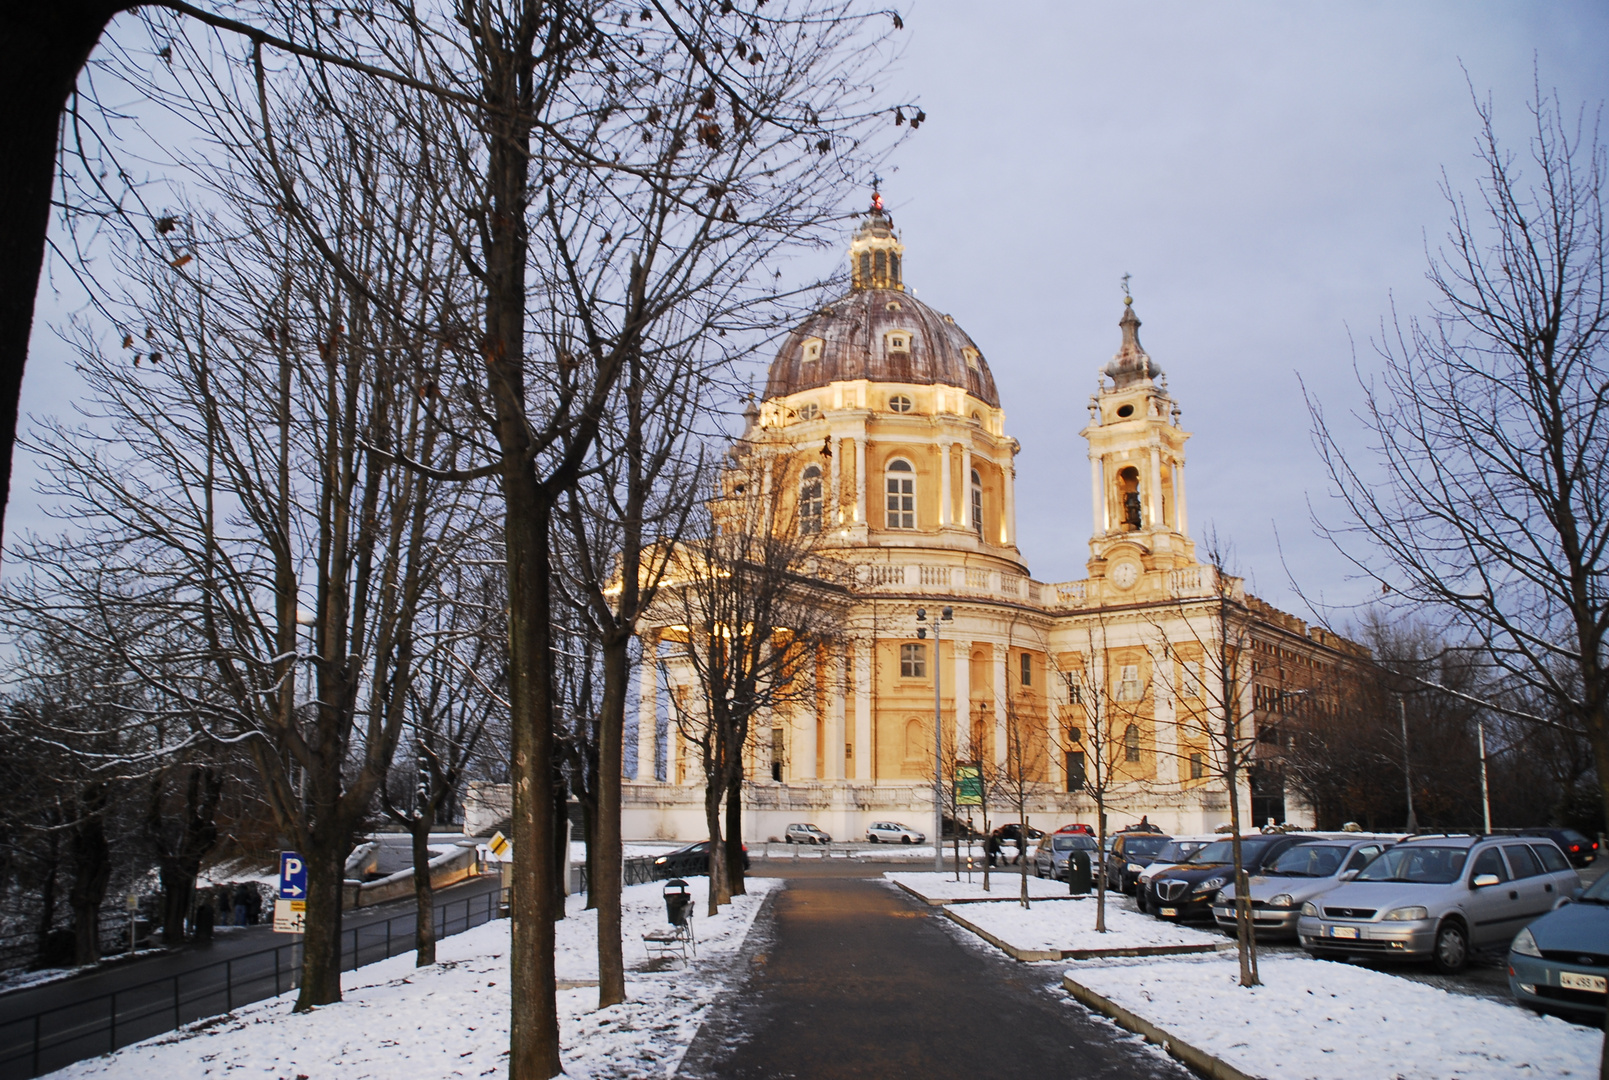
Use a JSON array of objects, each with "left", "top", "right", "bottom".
[{"left": 488, "top": 831, "right": 511, "bottom": 859}]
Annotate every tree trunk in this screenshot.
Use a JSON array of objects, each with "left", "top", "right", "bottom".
[
  {"left": 0, "top": 2, "right": 128, "bottom": 533},
  {"left": 410, "top": 817, "right": 437, "bottom": 966},
  {"left": 704, "top": 788, "right": 727, "bottom": 916},
  {"left": 1094, "top": 797, "right": 1107, "bottom": 933},
  {"left": 295, "top": 840, "right": 346, "bottom": 1009},
  {"left": 67, "top": 783, "right": 111, "bottom": 966},
  {"left": 724, "top": 769, "right": 746, "bottom": 897},
  {"left": 157, "top": 863, "right": 195, "bottom": 946},
  {"left": 594, "top": 634, "right": 629, "bottom": 1007},
  {"left": 552, "top": 761, "right": 570, "bottom": 919},
  {"left": 35, "top": 826, "right": 60, "bottom": 962},
  {"left": 1227, "top": 735, "right": 1259, "bottom": 988}
]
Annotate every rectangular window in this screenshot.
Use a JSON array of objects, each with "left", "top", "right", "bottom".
[
  {"left": 886, "top": 474, "right": 915, "bottom": 529},
  {"left": 1181, "top": 660, "right": 1201, "bottom": 698},
  {"left": 900, "top": 642, "right": 927, "bottom": 679},
  {"left": 1065, "top": 751, "right": 1085, "bottom": 792},
  {"left": 1189, "top": 753, "right": 1204, "bottom": 780},
  {"left": 1067, "top": 679, "right": 1082, "bottom": 705},
  {"left": 1020, "top": 653, "right": 1032, "bottom": 686},
  {"left": 1117, "top": 664, "right": 1140, "bottom": 702},
  {"left": 771, "top": 727, "right": 785, "bottom": 782}
]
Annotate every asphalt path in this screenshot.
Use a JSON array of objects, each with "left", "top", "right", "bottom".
[
  {"left": 676, "top": 872, "right": 1188, "bottom": 1080},
  {"left": 0, "top": 874, "right": 501, "bottom": 1079}
]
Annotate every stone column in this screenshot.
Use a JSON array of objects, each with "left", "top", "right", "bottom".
[
  {"left": 636, "top": 636, "right": 658, "bottom": 781},
  {"left": 829, "top": 436, "right": 841, "bottom": 526},
  {"left": 854, "top": 436, "right": 867, "bottom": 525},
  {"left": 1090, "top": 455, "right": 1105, "bottom": 537},
  {"left": 1003, "top": 463, "right": 1017, "bottom": 546},
  {"left": 665, "top": 683, "right": 682, "bottom": 785},
  {"left": 1148, "top": 446, "right": 1164, "bottom": 531},
  {"left": 1176, "top": 461, "right": 1188, "bottom": 535},
  {"left": 1153, "top": 650, "right": 1180, "bottom": 787},
  {"left": 993, "top": 642, "right": 1009, "bottom": 772},
  {"left": 952, "top": 639, "right": 971, "bottom": 760},
  {"left": 798, "top": 668, "right": 819, "bottom": 781},
  {"left": 939, "top": 441, "right": 953, "bottom": 526},
  {"left": 961, "top": 444, "right": 974, "bottom": 532},
  {"left": 854, "top": 639, "right": 873, "bottom": 781},
  {"left": 824, "top": 649, "right": 847, "bottom": 781}
]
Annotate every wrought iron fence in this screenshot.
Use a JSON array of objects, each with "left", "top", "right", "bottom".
[{"left": 0, "top": 882, "right": 500, "bottom": 1080}]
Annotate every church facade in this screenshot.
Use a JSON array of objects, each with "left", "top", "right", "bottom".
[{"left": 621, "top": 198, "right": 1356, "bottom": 843}]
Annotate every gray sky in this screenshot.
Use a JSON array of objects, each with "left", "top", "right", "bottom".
[
  {"left": 854, "top": 0, "right": 1609, "bottom": 619},
  {"left": 12, "top": 1, "right": 1609, "bottom": 628}
]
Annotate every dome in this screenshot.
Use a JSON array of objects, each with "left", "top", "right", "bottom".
[
  {"left": 764, "top": 288, "right": 999, "bottom": 406},
  {"left": 764, "top": 196, "right": 1000, "bottom": 407},
  {"left": 1103, "top": 301, "right": 1162, "bottom": 388}
]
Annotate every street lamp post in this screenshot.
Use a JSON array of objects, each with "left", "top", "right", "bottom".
[
  {"left": 1395, "top": 693, "right": 1418, "bottom": 833},
  {"left": 917, "top": 606, "right": 953, "bottom": 873}
]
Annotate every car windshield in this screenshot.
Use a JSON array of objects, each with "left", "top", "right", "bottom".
[
  {"left": 1053, "top": 835, "right": 1092, "bottom": 851},
  {"left": 1152, "top": 841, "right": 1202, "bottom": 864},
  {"left": 1188, "top": 838, "right": 1272, "bottom": 865},
  {"left": 1353, "top": 844, "right": 1468, "bottom": 883},
  {"left": 1268, "top": 844, "right": 1348, "bottom": 877},
  {"left": 1125, "top": 836, "right": 1170, "bottom": 859},
  {"left": 1581, "top": 873, "right": 1609, "bottom": 903}
]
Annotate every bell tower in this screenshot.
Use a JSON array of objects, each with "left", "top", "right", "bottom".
[{"left": 1080, "top": 297, "right": 1195, "bottom": 579}]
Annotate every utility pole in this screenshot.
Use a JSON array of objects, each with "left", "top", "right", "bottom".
[
  {"left": 1396, "top": 693, "right": 1417, "bottom": 833},
  {"left": 1477, "top": 718, "right": 1491, "bottom": 833},
  {"left": 917, "top": 606, "right": 952, "bottom": 873}
]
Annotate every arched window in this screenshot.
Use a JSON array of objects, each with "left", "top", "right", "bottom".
[
  {"left": 858, "top": 252, "right": 871, "bottom": 285},
  {"left": 1125, "top": 723, "right": 1141, "bottom": 763},
  {"left": 904, "top": 717, "right": 924, "bottom": 759},
  {"left": 799, "top": 465, "right": 822, "bottom": 535},
  {"left": 970, "top": 469, "right": 983, "bottom": 537},
  {"left": 886, "top": 459, "right": 916, "bottom": 529}
]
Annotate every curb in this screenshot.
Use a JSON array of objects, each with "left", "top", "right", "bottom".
[
  {"left": 941, "top": 907, "right": 1233, "bottom": 962},
  {"left": 1061, "top": 972, "right": 1262, "bottom": 1080},
  {"left": 890, "top": 879, "right": 1085, "bottom": 908}
]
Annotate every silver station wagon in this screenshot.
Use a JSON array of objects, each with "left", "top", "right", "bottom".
[
  {"left": 1296, "top": 834, "right": 1580, "bottom": 973},
  {"left": 1213, "top": 835, "right": 1397, "bottom": 939}
]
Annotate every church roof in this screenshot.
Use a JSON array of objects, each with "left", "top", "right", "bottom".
[{"left": 763, "top": 196, "right": 1001, "bottom": 407}]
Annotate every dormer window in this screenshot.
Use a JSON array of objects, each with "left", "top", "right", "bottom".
[
  {"left": 963, "top": 348, "right": 979, "bottom": 370},
  {"left": 888, "top": 394, "right": 913, "bottom": 414},
  {"left": 796, "top": 402, "right": 820, "bottom": 421},
  {"left": 887, "top": 332, "right": 910, "bottom": 353},
  {"left": 885, "top": 301, "right": 902, "bottom": 312},
  {"left": 802, "top": 338, "right": 823, "bottom": 363}
]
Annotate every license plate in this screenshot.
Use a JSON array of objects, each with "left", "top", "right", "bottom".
[
  {"left": 1159, "top": 907, "right": 1178, "bottom": 917},
  {"left": 1329, "top": 925, "right": 1359, "bottom": 939},
  {"left": 1560, "top": 972, "right": 1608, "bottom": 994}
]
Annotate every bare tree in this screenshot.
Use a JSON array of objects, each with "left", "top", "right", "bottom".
[{"left": 661, "top": 448, "right": 848, "bottom": 914}]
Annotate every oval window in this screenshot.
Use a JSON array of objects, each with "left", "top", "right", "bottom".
[
  {"left": 1117, "top": 403, "right": 1135, "bottom": 418},
  {"left": 797, "top": 402, "right": 820, "bottom": 421},
  {"left": 889, "top": 394, "right": 914, "bottom": 414}
]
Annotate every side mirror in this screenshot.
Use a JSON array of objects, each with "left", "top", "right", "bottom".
[
  {"left": 1472, "top": 873, "right": 1501, "bottom": 889},
  {"left": 1340, "top": 869, "right": 1359, "bottom": 881}
]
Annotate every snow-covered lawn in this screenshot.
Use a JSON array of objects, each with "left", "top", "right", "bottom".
[
  {"left": 949, "top": 895, "right": 1226, "bottom": 959},
  {"left": 1070, "top": 953, "right": 1603, "bottom": 1079},
  {"left": 53, "top": 877, "right": 776, "bottom": 1080},
  {"left": 883, "top": 871, "right": 1076, "bottom": 905}
]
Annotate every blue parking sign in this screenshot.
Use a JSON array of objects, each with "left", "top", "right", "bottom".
[{"left": 279, "top": 852, "right": 308, "bottom": 899}]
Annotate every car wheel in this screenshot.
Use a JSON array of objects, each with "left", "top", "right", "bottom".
[
  {"left": 1431, "top": 921, "right": 1468, "bottom": 975},
  {"left": 867, "top": 835, "right": 877, "bottom": 843},
  {"left": 901, "top": 836, "right": 912, "bottom": 845}
]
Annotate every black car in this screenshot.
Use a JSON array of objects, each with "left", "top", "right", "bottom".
[
  {"left": 1145, "top": 834, "right": 1316, "bottom": 922},
  {"left": 990, "top": 823, "right": 1045, "bottom": 863},
  {"left": 1518, "top": 828, "right": 1598, "bottom": 868},
  {"left": 1103, "top": 831, "right": 1174, "bottom": 895},
  {"left": 653, "top": 840, "right": 751, "bottom": 879}
]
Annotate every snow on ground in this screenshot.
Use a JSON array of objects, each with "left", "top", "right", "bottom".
[
  {"left": 52, "top": 877, "right": 777, "bottom": 1080},
  {"left": 883, "top": 871, "right": 1075, "bottom": 904},
  {"left": 954, "top": 895, "right": 1223, "bottom": 954},
  {"left": 1072, "top": 953, "right": 1603, "bottom": 1079}
]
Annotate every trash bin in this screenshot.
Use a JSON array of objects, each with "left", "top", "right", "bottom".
[
  {"left": 663, "top": 879, "right": 693, "bottom": 927},
  {"left": 1067, "top": 850, "right": 1093, "bottom": 895}
]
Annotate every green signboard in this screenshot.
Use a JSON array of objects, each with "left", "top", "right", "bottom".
[{"left": 956, "top": 762, "right": 982, "bottom": 806}]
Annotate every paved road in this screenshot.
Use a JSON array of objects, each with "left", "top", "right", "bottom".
[{"left": 676, "top": 874, "right": 1188, "bottom": 1080}]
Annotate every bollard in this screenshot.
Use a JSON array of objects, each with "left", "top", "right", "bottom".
[{"left": 1067, "top": 850, "right": 1093, "bottom": 895}]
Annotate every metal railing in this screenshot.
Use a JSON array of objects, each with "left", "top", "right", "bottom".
[{"left": 0, "top": 882, "right": 500, "bottom": 1080}]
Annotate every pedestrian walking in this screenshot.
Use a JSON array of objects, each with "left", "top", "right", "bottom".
[
  {"left": 985, "top": 833, "right": 1000, "bottom": 867},
  {"left": 214, "top": 888, "right": 231, "bottom": 927},
  {"left": 233, "top": 883, "right": 251, "bottom": 928}
]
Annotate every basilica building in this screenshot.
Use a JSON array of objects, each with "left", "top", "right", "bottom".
[{"left": 621, "top": 197, "right": 1359, "bottom": 843}]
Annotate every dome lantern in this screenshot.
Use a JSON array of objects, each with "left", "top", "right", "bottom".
[
  {"left": 848, "top": 190, "right": 904, "bottom": 291},
  {"left": 1103, "top": 299, "right": 1163, "bottom": 387}
]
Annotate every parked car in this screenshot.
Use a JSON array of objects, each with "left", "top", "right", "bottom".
[
  {"left": 1053, "top": 823, "right": 1095, "bottom": 836},
  {"left": 653, "top": 840, "right": 750, "bottom": 878},
  {"left": 1102, "top": 832, "right": 1174, "bottom": 895},
  {"left": 1135, "top": 835, "right": 1215, "bottom": 913},
  {"left": 1032, "top": 831, "right": 1100, "bottom": 881},
  {"left": 1211, "top": 836, "right": 1395, "bottom": 939},
  {"left": 1145, "top": 834, "right": 1317, "bottom": 923},
  {"left": 1516, "top": 828, "right": 1598, "bottom": 868},
  {"left": 1508, "top": 868, "right": 1609, "bottom": 1025},
  {"left": 866, "top": 821, "right": 925, "bottom": 844},
  {"left": 1296, "top": 834, "right": 1580, "bottom": 974},
  {"left": 785, "top": 822, "right": 832, "bottom": 845}
]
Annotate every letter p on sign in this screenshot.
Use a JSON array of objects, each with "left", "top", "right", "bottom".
[{"left": 279, "top": 852, "right": 307, "bottom": 899}]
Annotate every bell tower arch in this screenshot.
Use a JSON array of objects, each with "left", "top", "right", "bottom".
[{"left": 1080, "top": 298, "right": 1195, "bottom": 574}]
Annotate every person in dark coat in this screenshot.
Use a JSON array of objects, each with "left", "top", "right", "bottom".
[
  {"left": 214, "top": 888, "right": 231, "bottom": 927},
  {"left": 244, "top": 886, "right": 262, "bottom": 925},
  {"left": 193, "top": 897, "right": 214, "bottom": 942},
  {"left": 233, "top": 883, "right": 251, "bottom": 928},
  {"left": 985, "top": 833, "right": 1001, "bottom": 867}
]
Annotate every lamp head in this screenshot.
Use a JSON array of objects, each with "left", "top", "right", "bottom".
[
  {"left": 916, "top": 607, "right": 927, "bottom": 621},
  {"left": 941, "top": 606, "right": 953, "bottom": 621},
  {"left": 917, "top": 628, "right": 927, "bottom": 639}
]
